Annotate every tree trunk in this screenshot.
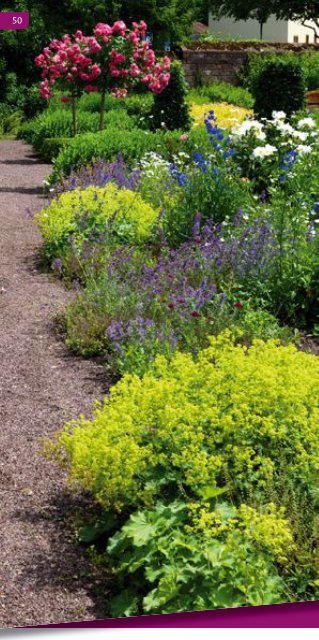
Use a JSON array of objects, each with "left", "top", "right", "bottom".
[
  {"left": 99, "top": 89, "right": 106, "bottom": 131},
  {"left": 71, "top": 95, "right": 77, "bottom": 137},
  {"left": 260, "top": 20, "right": 264, "bottom": 40}
]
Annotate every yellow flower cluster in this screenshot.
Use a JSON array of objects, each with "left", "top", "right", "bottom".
[
  {"left": 35, "top": 184, "right": 159, "bottom": 247},
  {"left": 190, "top": 102, "right": 252, "bottom": 129},
  {"left": 188, "top": 501, "right": 294, "bottom": 564},
  {"left": 54, "top": 333, "right": 319, "bottom": 513}
]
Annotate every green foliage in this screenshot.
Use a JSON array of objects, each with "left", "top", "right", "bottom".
[
  {"left": 150, "top": 61, "right": 191, "bottom": 132},
  {"left": 107, "top": 501, "right": 287, "bottom": 615},
  {"left": 34, "top": 137, "right": 69, "bottom": 162},
  {"left": 54, "top": 334, "right": 319, "bottom": 513},
  {"left": 0, "top": 104, "right": 22, "bottom": 137},
  {"left": 163, "top": 162, "right": 254, "bottom": 245},
  {"left": 23, "top": 83, "right": 48, "bottom": 118},
  {"left": 242, "top": 51, "right": 319, "bottom": 93},
  {"left": 18, "top": 108, "right": 136, "bottom": 157},
  {"left": 35, "top": 184, "right": 159, "bottom": 264},
  {"left": 253, "top": 60, "right": 306, "bottom": 119},
  {"left": 52, "top": 334, "right": 319, "bottom": 612},
  {"left": 77, "top": 91, "right": 154, "bottom": 119},
  {"left": 48, "top": 128, "right": 200, "bottom": 183},
  {"left": 0, "top": 71, "right": 25, "bottom": 110},
  {"left": 189, "top": 81, "right": 254, "bottom": 109}
]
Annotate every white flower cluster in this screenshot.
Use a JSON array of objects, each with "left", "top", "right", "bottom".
[
  {"left": 137, "top": 152, "right": 170, "bottom": 178},
  {"left": 296, "top": 144, "right": 312, "bottom": 155},
  {"left": 271, "top": 112, "right": 316, "bottom": 142},
  {"left": 252, "top": 144, "right": 277, "bottom": 159},
  {"left": 232, "top": 119, "right": 266, "bottom": 140},
  {"left": 272, "top": 110, "right": 286, "bottom": 121},
  {"left": 298, "top": 117, "right": 316, "bottom": 129},
  {"left": 235, "top": 110, "right": 317, "bottom": 162}
]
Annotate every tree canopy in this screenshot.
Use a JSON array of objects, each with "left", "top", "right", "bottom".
[
  {"left": 0, "top": 0, "right": 207, "bottom": 86},
  {"left": 274, "top": 1, "right": 319, "bottom": 36},
  {"left": 208, "top": 0, "right": 319, "bottom": 38},
  {"left": 209, "top": 0, "right": 277, "bottom": 38}
]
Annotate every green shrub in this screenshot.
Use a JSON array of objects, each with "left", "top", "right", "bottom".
[
  {"left": 52, "top": 334, "right": 319, "bottom": 612},
  {"left": 107, "top": 501, "right": 288, "bottom": 615},
  {"left": 76, "top": 91, "right": 153, "bottom": 119},
  {"left": 48, "top": 128, "right": 190, "bottom": 183},
  {"left": 150, "top": 61, "right": 191, "bottom": 131},
  {"left": 17, "top": 120, "right": 35, "bottom": 141},
  {"left": 242, "top": 51, "right": 319, "bottom": 93},
  {"left": 23, "top": 84, "right": 50, "bottom": 118},
  {"left": 253, "top": 60, "right": 306, "bottom": 119},
  {"left": 20, "top": 109, "right": 136, "bottom": 154},
  {"left": 37, "top": 137, "right": 69, "bottom": 162},
  {"left": 301, "top": 51, "right": 319, "bottom": 91},
  {"left": 163, "top": 162, "right": 254, "bottom": 245},
  {"left": 0, "top": 104, "right": 22, "bottom": 137},
  {"left": 55, "top": 333, "right": 319, "bottom": 511},
  {"left": 35, "top": 184, "right": 159, "bottom": 263},
  {"left": 101, "top": 109, "right": 139, "bottom": 130},
  {"left": 0, "top": 72, "right": 24, "bottom": 110},
  {"left": 189, "top": 82, "right": 254, "bottom": 109}
]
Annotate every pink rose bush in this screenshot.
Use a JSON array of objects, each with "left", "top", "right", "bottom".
[{"left": 35, "top": 20, "right": 171, "bottom": 134}]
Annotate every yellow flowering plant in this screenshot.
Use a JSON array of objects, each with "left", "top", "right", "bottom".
[
  {"left": 49, "top": 333, "right": 319, "bottom": 613},
  {"left": 35, "top": 184, "right": 159, "bottom": 266},
  {"left": 53, "top": 333, "right": 319, "bottom": 511}
]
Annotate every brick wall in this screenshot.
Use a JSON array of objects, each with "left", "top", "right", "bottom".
[{"left": 181, "top": 47, "right": 249, "bottom": 87}]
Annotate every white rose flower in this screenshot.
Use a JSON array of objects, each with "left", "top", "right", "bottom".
[
  {"left": 292, "top": 130, "right": 308, "bottom": 142},
  {"left": 232, "top": 119, "right": 264, "bottom": 138},
  {"left": 272, "top": 110, "right": 286, "bottom": 120},
  {"left": 252, "top": 144, "right": 277, "bottom": 159},
  {"left": 296, "top": 144, "right": 312, "bottom": 155},
  {"left": 273, "top": 120, "right": 294, "bottom": 135},
  {"left": 298, "top": 117, "right": 315, "bottom": 129}
]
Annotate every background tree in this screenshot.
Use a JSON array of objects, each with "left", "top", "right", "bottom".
[
  {"left": 208, "top": 0, "right": 276, "bottom": 40},
  {"left": 273, "top": 0, "right": 319, "bottom": 39},
  {"left": 0, "top": 0, "right": 207, "bottom": 88}
]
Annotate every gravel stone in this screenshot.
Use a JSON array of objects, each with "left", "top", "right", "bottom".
[{"left": 0, "top": 140, "right": 109, "bottom": 627}]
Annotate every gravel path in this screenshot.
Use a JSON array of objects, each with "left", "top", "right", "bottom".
[{"left": 0, "top": 140, "right": 108, "bottom": 627}]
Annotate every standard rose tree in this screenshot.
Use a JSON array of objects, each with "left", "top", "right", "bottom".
[{"left": 35, "top": 20, "right": 171, "bottom": 135}]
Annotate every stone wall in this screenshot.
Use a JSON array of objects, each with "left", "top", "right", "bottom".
[{"left": 181, "top": 47, "right": 249, "bottom": 87}]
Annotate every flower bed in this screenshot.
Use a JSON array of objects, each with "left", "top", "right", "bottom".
[{"left": 31, "top": 30, "right": 319, "bottom": 615}]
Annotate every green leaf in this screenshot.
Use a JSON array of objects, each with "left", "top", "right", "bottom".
[
  {"left": 77, "top": 511, "right": 117, "bottom": 544},
  {"left": 110, "top": 589, "right": 139, "bottom": 618},
  {"left": 198, "top": 485, "right": 229, "bottom": 500},
  {"left": 123, "top": 511, "right": 157, "bottom": 547}
]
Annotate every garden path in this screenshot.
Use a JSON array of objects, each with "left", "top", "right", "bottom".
[{"left": 0, "top": 140, "right": 108, "bottom": 627}]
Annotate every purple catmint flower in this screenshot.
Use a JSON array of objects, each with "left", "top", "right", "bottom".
[
  {"left": 53, "top": 155, "right": 140, "bottom": 194},
  {"left": 53, "top": 258, "right": 63, "bottom": 273}
]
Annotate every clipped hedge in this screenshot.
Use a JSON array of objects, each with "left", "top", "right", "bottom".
[
  {"left": 19, "top": 108, "right": 137, "bottom": 159},
  {"left": 242, "top": 50, "right": 319, "bottom": 93},
  {"left": 253, "top": 60, "right": 306, "bottom": 119},
  {"left": 49, "top": 127, "right": 209, "bottom": 183},
  {"left": 37, "top": 137, "right": 69, "bottom": 163}
]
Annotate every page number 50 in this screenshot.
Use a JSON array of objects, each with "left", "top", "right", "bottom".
[{"left": 0, "top": 12, "right": 29, "bottom": 30}]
